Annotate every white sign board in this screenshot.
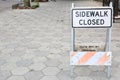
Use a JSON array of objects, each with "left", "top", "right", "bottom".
[{"left": 72, "top": 7, "right": 112, "bottom": 28}]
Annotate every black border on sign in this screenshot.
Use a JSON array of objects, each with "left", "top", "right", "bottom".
[{"left": 72, "top": 8, "right": 112, "bottom": 28}]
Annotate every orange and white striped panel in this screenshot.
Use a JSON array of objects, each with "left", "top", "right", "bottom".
[{"left": 70, "top": 51, "right": 112, "bottom": 65}]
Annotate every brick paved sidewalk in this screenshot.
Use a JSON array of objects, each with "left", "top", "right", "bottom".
[{"left": 0, "top": 0, "right": 120, "bottom": 80}]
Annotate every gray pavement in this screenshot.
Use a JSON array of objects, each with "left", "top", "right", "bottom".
[
  {"left": 0, "top": 0, "right": 120, "bottom": 80},
  {"left": 0, "top": 0, "right": 18, "bottom": 12}
]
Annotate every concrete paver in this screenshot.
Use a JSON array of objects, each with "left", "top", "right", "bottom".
[
  {"left": 32, "top": 56, "right": 47, "bottom": 62},
  {"left": 75, "top": 77, "right": 93, "bottom": 80},
  {"left": 74, "top": 66, "right": 91, "bottom": 76},
  {"left": 16, "top": 59, "right": 33, "bottom": 67},
  {"left": 40, "top": 76, "right": 59, "bottom": 80},
  {"left": 0, "top": 70, "right": 11, "bottom": 80},
  {"left": 1, "top": 63, "right": 17, "bottom": 71},
  {"left": 42, "top": 67, "right": 60, "bottom": 75},
  {"left": 44, "top": 59, "right": 61, "bottom": 67},
  {"left": 28, "top": 62, "right": 46, "bottom": 71},
  {"left": 24, "top": 71, "right": 44, "bottom": 80},
  {"left": 57, "top": 70, "right": 71, "bottom": 80},
  {"left": 7, "top": 76, "right": 25, "bottom": 80},
  {"left": 0, "top": 0, "right": 120, "bottom": 80},
  {"left": 11, "top": 67, "right": 29, "bottom": 75},
  {"left": 0, "top": 59, "right": 6, "bottom": 66}
]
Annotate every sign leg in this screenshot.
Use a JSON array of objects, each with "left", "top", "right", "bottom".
[
  {"left": 70, "top": 65, "right": 74, "bottom": 80},
  {"left": 107, "top": 66, "right": 111, "bottom": 80},
  {"left": 71, "top": 3, "right": 75, "bottom": 80},
  {"left": 105, "top": 29, "right": 109, "bottom": 51},
  {"left": 105, "top": 28, "right": 111, "bottom": 80}
]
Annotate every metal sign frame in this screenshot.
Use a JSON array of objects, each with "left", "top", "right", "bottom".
[{"left": 70, "top": 3, "right": 113, "bottom": 80}]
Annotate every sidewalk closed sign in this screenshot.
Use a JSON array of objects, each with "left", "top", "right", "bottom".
[{"left": 72, "top": 7, "right": 112, "bottom": 28}]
